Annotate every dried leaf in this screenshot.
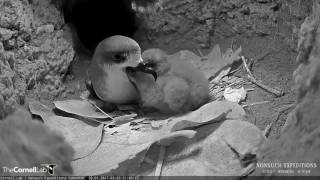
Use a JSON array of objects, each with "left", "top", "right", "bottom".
[
  {"left": 80, "top": 90, "right": 101, "bottom": 105},
  {"left": 71, "top": 101, "right": 245, "bottom": 175},
  {"left": 54, "top": 99, "right": 111, "bottom": 120},
  {"left": 159, "top": 120, "right": 266, "bottom": 176},
  {"left": 29, "top": 101, "right": 104, "bottom": 160},
  {"left": 71, "top": 124, "right": 195, "bottom": 175},
  {"left": 170, "top": 110, "right": 229, "bottom": 132},
  {"left": 71, "top": 139, "right": 150, "bottom": 175},
  {"left": 205, "top": 45, "right": 242, "bottom": 79},
  {"left": 177, "top": 45, "right": 241, "bottom": 80},
  {"left": 172, "top": 100, "right": 245, "bottom": 124},
  {"left": 80, "top": 91, "right": 137, "bottom": 122},
  {"left": 156, "top": 130, "right": 196, "bottom": 146},
  {"left": 224, "top": 87, "right": 247, "bottom": 103},
  {"left": 207, "top": 44, "right": 222, "bottom": 62},
  {"left": 112, "top": 113, "right": 138, "bottom": 126},
  {"left": 211, "top": 67, "right": 231, "bottom": 83},
  {"left": 218, "top": 120, "right": 266, "bottom": 156},
  {"left": 80, "top": 91, "right": 117, "bottom": 115}
]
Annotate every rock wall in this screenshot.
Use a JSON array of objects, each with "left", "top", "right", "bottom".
[
  {"left": 137, "top": 0, "right": 320, "bottom": 176},
  {"left": 0, "top": 0, "right": 313, "bottom": 119},
  {"left": 0, "top": 108, "right": 74, "bottom": 175},
  {"left": 257, "top": 2, "right": 320, "bottom": 176},
  {"left": 0, "top": 0, "right": 320, "bottom": 176},
  {"left": 136, "top": 0, "right": 311, "bottom": 52},
  {"left": 0, "top": 0, "right": 74, "bottom": 119}
]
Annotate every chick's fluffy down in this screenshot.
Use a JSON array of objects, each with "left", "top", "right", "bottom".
[
  {"left": 134, "top": 75, "right": 190, "bottom": 114},
  {"left": 135, "top": 49, "right": 210, "bottom": 114},
  {"left": 168, "top": 53, "right": 210, "bottom": 109},
  {"left": 163, "top": 77, "right": 189, "bottom": 113},
  {"left": 131, "top": 55, "right": 209, "bottom": 114}
]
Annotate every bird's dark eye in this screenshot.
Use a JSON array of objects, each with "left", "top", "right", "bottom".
[
  {"left": 113, "top": 53, "right": 127, "bottom": 63},
  {"left": 145, "top": 61, "right": 156, "bottom": 68}
]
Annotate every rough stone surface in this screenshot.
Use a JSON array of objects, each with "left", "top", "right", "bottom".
[
  {"left": 0, "top": 0, "right": 312, "bottom": 120},
  {"left": 136, "top": 0, "right": 320, "bottom": 176},
  {"left": 1, "top": 0, "right": 320, "bottom": 176},
  {"left": 256, "top": 2, "right": 320, "bottom": 176},
  {"left": 136, "top": 0, "right": 311, "bottom": 52},
  {"left": 0, "top": 0, "right": 74, "bottom": 119},
  {"left": 0, "top": 108, "right": 74, "bottom": 175}
]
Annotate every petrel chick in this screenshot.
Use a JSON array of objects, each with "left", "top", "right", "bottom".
[
  {"left": 87, "top": 35, "right": 157, "bottom": 105},
  {"left": 126, "top": 48, "right": 210, "bottom": 114}
]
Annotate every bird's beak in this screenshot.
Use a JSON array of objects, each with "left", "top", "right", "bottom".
[
  {"left": 125, "top": 62, "right": 157, "bottom": 81},
  {"left": 137, "top": 62, "right": 157, "bottom": 81}
]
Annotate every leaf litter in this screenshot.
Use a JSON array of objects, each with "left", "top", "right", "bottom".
[
  {"left": 224, "top": 87, "right": 247, "bottom": 103},
  {"left": 80, "top": 90, "right": 138, "bottom": 125},
  {"left": 157, "top": 120, "right": 266, "bottom": 176},
  {"left": 27, "top": 98, "right": 246, "bottom": 175},
  {"left": 54, "top": 99, "right": 111, "bottom": 120},
  {"left": 70, "top": 101, "right": 250, "bottom": 176},
  {"left": 25, "top": 43, "right": 271, "bottom": 177},
  {"left": 28, "top": 101, "right": 104, "bottom": 160},
  {"left": 174, "top": 44, "right": 241, "bottom": 80}
]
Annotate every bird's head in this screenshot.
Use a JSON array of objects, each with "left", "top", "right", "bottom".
[
  {"left": 129, "top": 48, "right": 171, "bottom": 77},
  {"left": 92, "top": 35, "right": 144, "bottom": 70},
  {"left": 141, "top": 48, "right": 171, "bottom": 76},
  {"left": 125, "top": 48, "right": 171, "bottom": 82}
]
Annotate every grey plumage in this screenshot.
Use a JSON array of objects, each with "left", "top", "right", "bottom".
[
  {"left": 127, "top": 48, "right": 210, "bottom": 114},
  {"left": 87, "top": 35, "right": 143, "bottom": 104}
]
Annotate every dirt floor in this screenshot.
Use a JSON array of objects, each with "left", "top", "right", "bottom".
[{"left": 222, "top": 35, "right": 297, "bottom": 136}]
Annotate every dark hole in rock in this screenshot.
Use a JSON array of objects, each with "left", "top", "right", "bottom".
[
  {"left": 271, "top": 3, "right": 281, "bottom": 12},
  {"left": 61, "top": 0, "right": 138, "bottom": 54}
]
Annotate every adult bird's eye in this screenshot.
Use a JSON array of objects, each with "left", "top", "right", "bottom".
[{"left": 114, "top": 53, "right": 127, "bottom": 62}]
